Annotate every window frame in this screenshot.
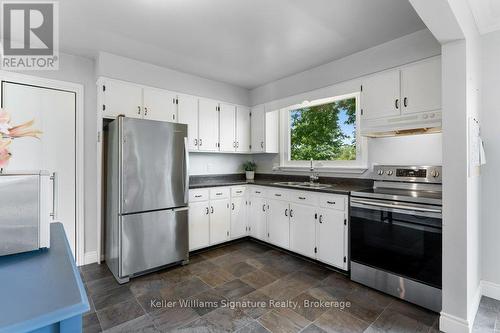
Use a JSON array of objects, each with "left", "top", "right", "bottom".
[{"left": 279, "top": 92, "right": 367, "bottom": 171}]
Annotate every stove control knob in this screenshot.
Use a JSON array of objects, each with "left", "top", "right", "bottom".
[
  {"left": 431, "top": 170, "right": 440, "bottom": 178},
  {"left": 377, "top": 169, "right": 384, "bottom": 175},
  {"left": 386, "top": 170, "right": 394, "bottom": 176}
]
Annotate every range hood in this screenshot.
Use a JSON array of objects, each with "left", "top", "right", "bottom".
[{"left": 361, "top": 110, "right": 442, "bottom": 138}]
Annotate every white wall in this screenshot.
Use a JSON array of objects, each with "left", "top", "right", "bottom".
[
  {"left": 249, "top": 29, "right": 442, "bottom": 176},
  {"left": 480, "top": 30, "right": 500, "bottom": 288},
  {"left": 9, "top": 52, "right": 99, "bottom": 256}
]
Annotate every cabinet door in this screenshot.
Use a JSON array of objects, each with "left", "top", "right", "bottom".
[
  {"left": 317, "top": 209, "right": 347, "bottom": 269},
  {"left": 361, "top": 70, "right": 400, "bottom": 120},
  {"left": 143, "top": 88, "right": 177, "bottom": 122},
  {"left": 230, "top": 196, "right": 247, "bottom": 239},
  {"left": 401, "top": 57, "right": 441, "bottom": 115},
  {"left": 198, "top": 99, "right": 219, "bottom": 151},
  {"left": 102, "top": 80, "right": 143, "bottom": 118},
  {"left": 266, "top": 199, "right": 290, "bottom": 249},
  {"left": 219, "top": 103, "right": 236, "bottom": 152},
  {"left": 251, "top": 105, "right": 265, "bottom": 152},
  {"left": 265, "top": 110, "right": 279, "bottom": 153},
  {"left": 248, "top": 196, "right": 267, "bottom": 240},
  {"left": 236, "top": 106, "right": 251, "bottom": 152},
  {"left": 289, "top": 203, "right": 316, "bottom": 258},
  {"left": 188, "top": 201, "right": 210, "bottom": 250},
  {"left": 177, "top": 94, "right": 199, "bottom": 150},
  {"left": 210, "top": 199, "right": 230, "bottom": 245}
]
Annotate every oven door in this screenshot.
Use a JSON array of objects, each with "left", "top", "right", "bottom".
[{"left": 350, "top": 197, "right": 442, "bottom": 288}]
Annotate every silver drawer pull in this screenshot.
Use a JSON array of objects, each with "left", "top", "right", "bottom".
[
  {"left": 194, "top": 195, "right": 202, "bottom": 198},
  {"left": 298, "top": 197, "right": 306, "bottom": 200},
  {"left": 216, "top": 192, "right": 222, "bottom": 195},
  {"left": 255, "top": 191, "right": 261, "bottom": 194},
  {"left": 327, "top": 201, "right": 336, "bottom": 204},
  {"left": 236, "top": 191, "right": 242, "bottom": 193},
  {"left": 274, "top": 193, "right": 282, "bottom": 197}
]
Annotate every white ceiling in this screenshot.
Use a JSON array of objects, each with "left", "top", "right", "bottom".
[
  {"left": 59, "top": 0, "right": 426, "bottom": 89},
  {"left": 467, "top": 0, "right": 500, "bottom": 35}
]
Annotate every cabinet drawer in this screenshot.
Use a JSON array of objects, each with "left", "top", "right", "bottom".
[
  {"left": 231, "top": 186, "right": 246, "bottom": 197},
  {"left": 268, "top": 188, "right": 290, "bottom": 201},
  {"left": 319, "top": 195, "right": 346, "bottom": 211},
  {"left": 289, "top": 191, "right": 319, "bottom": 205},
  {"left": 189, "top": 189, "right": 209, "bottom": 202},
  {"left": 250, "top": 187, "right": 266, "bottom": 197},
  {"left": 210, "top": 187, "right": 230, "bottom": 200}
]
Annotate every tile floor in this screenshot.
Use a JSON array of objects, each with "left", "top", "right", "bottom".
[{"left": 80, "top": 239, "right": 447, "bottom": 332}]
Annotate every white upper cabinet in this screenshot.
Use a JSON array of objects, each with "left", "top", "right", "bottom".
[
  {"left": 361, "top": 70, "right": 400, "bottom": 120},
  {"left": 251, "top": 105, "right": 265, "bottom": 153},
  {"left": 177, "top": 94, "right": 199, "bottom": 150},
  {"left": 219, "top": 103, "right": 236, "bottom": 152},
  {"left": 198, "top": 99, "right": 220, "bottom": 151},
  {"left": 236, "top": 106, "right": 251, "bottom": 153},
  {"left": 400, "top": 57, "right": 441, "bottom": 115},
  {"left": 265, "top": 110, "right": 279, "bottom": 153},
  {"left": 102, "top": 80, "right": 143, "bottom": 118},
  {"left": 142, "top": 87, "right": 177, "bottom": 122}
]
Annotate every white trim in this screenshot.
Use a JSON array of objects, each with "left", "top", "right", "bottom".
[
  {"left": 0, "top": 70, "right": 85, "bottom": 266},
  {"left": 439, "top": 312, "right": 472, "bottom": 333},
  {"left": 83, "top": 251, "right": 98, "bottom": 265},
  {"left": 469, "top": 285, "right": 482, "bottom": 331},
  {"left": 481, "top": 280, "right": 500, "bottom": 301},
  {"left": 280, "top": 92, "right": 368, "bottom": 171}
]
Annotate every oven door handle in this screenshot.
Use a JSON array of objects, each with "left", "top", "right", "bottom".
[{"left": 350, "top": 199, "right": 442, "bottom": 214}]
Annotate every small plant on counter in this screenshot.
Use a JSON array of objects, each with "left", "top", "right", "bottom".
[{"left": 243, "top": 161, "right": 257, "bottom": 180}]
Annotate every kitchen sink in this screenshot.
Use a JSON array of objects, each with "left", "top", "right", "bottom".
[{"left": 272, "top": 181, "right": 333, "bottom": 190}]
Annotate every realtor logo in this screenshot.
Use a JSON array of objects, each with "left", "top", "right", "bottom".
[{"left": 1, "top": 1, "right": 59, "bottom": 70}]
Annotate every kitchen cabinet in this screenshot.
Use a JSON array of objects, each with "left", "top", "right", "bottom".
[
  {"left": 198, "top": 99, "right": 220, "bottom": 151},
  {"left": 250, "top": 106, "right": 279, "bottom": 153},
  {"left": 142, "top": 87, "right": 177, "bottom": 122},
  {"left": 102, "top": 80, "right": 143, "bottom": 118},
  {"left": 361, "top": 70, "right": 400, "bottom": 120},
  {"left": 289, "top": 203, "right": 316, "bottom": 258},
  {"left": 400, "top": 57, "right": 441, "bottom": 115},
  {"left": 236, "top": 106, "right": 251, "bottom": 152},
  {"left": 188, "top": 201, "right": 210, "bottom": 251},
  {"left": 251, "top": 105, "right": 265, "bottom": 153},
  {"left": 177, "top": 94, "right": 199, "bottom": 150},
  {"left": 230, "top": 196, "right": 247, "bottom": 239},
  {"left": 219, "top": 103, "right": 236, "bottom": 152},
  {"left": 316, "top": 208, "right": 347, "bottom": 269},
  {"left": 248, "top": 196, "right": 267, "bottom": 240},
  {"left": 209, "top": 198, "right": 231, "bottom": 245},
  {"left": 266, "top": 198, "right": 290, "bottom": 249}
]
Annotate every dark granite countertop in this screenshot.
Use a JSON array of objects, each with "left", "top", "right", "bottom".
[{"left": 189, "top": 173, "right": 373, "bottom": 195}]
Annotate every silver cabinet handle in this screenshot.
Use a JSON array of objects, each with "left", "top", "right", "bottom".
[
  {"left": 195, "top": 194, "right": 202, "bottom": 198},
  {"left": 199, "top": 139, "right": 203, "bottom": 146},
  {"left": 290, "top": 209, "right": 293, "bottom": 218},
  {"left": 395, "top": 99, "right": 399, "bottom": 109},
  {"left": 285, "top": 209, "right": 288, "bottom": 217},
  {"left": 261, "top": 141, "right": 264, "bottom": 149},
  {"left": 232, "top": 203, "right": 235, "bottom": 210},
  {"left": 137, "top": 106, "right": 141, "bottom": 115},
  {"left": 211, "top": 206, "right": 214, "bottom": 214},
  {"left": 236, "top": 142, "right": 239, "bottom": 148},
  {"left": 298, "top": 197, "right": 306, "bottom": 200},
  {"left": 262, "top": 204, "right": 266, "bottom": 212},
  {"left": 404, "top": 97, "right": 408, "bottom": 107},
  {"left": 195, "top": 138, "right": 198, "bottom": 146},
  {"left": 205, "top": 207, "right": 209, "bottom": 215},
  {"left": 144, "top": 107, "right": 148, "bottom": 116},
  {"left": 319, "top": 215, "right": 323, "bottom": 223},
  {"left": 327, "top": 201, "right": 336, "bottom": 205},
  {"left": 50, "top": 172, "right": 57, "bottom": 220}
]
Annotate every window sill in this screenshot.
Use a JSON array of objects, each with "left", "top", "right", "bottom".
[{"left": 274, "top": 166, "right": 368, "bottom": 174}]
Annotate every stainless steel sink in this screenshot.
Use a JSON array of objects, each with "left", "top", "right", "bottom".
[{"left": 272, "top": 181, "right": 333, "bottom": 190}]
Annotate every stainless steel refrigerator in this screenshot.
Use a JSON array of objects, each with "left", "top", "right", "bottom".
[{"left": 106, "top": 117, "right": 189, "bottom": 284}]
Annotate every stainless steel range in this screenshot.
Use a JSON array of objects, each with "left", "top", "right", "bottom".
[{"left": 350, "top": 165, "right": 442, "bottom": 312}]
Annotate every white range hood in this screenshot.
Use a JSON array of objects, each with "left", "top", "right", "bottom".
[{"left": 361, "top": 110, "right": 442, "bottom": 137}]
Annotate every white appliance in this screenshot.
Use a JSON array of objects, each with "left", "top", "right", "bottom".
[{"left": 0, "top": 171, "right": 54, "bottom": 256}]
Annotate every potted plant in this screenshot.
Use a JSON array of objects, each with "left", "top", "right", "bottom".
[{"left": 243, "top": 161, "right": 257, "bottom": 180}]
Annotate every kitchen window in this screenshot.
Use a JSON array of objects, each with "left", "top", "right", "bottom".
[{"left": 281, "top": 92, "right": 366, "bottom": 171}]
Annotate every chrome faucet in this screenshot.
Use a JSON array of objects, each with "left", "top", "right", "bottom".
[{"left": 309, "top": 159, "right": 319, "bottom": 183}]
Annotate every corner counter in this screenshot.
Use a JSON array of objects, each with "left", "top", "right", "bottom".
[{"left": 0, "top": 223, "right": 89, "bottom": 333}]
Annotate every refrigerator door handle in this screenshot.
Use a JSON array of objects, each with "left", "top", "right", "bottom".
[{"left": 183, "top": 137, "right": 189, "bottom": 204}]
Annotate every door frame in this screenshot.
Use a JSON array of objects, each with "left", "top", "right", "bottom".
[{"left": 0, "top": 70, "right": 85, "bottom": 266}]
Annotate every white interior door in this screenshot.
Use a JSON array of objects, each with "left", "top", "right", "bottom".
[{"left": 2, "top": 81, "right": 77, "bottom": 255}]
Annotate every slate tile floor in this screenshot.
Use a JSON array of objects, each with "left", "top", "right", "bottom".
[{"left": 80, "top": 239, "right": 447, "bottom": 332}]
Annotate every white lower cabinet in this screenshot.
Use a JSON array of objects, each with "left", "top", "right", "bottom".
[
  {"left": 188, "top": 201, "right": 210, "bottom": 251},
  {"left": 230, "top": 196, "right": 247, "bottom": 239},
  {"left": 189, "top": 185, "right": 348, "bottom": 271},
  {"left": 266, "top": 198, "right": 290, "bottom": 249},
  {"left": 248, "top": 196, "right": 267, "bottom": 240},
  {"left": 317, "top": 208, "right": 347, "bottom": 270},
  {"left": 210, "top": 198, "right": 231, "bottom": 245},
  {"left": 289, "top": 203, "right": 317, "bottom": 258}
]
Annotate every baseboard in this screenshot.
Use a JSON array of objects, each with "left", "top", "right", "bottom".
[
  {"left": 83, "top": 251, "right": 98, "bottom": 265},
  {"left": 481, "top": 280, "right": 500, "bottom": 301},
  {"left": 439, "top": 311, "right": 472, "bottom": 333}
]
